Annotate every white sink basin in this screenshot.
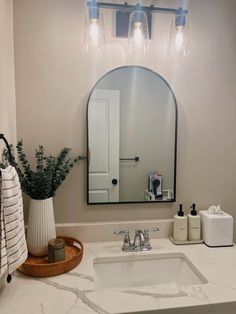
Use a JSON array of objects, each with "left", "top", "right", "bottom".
[{"left": 93, "top": 252, "right": 207, "bottom": 292}]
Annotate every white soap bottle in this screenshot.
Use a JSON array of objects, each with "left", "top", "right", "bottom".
[
  {"left": 187, "top": 203, "right": 201, "bottom": 241},
  {"left": 173, "top": 204, "right": 187, "bottom": 241}
]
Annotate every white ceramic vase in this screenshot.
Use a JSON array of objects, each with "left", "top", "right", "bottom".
[{"left": 27, "top": 197, "right": 56, "bottom": 256}]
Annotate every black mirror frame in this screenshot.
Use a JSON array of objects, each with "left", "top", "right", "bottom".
[{"left": 86, "top": 65, "right": 178, "bottom": 205}]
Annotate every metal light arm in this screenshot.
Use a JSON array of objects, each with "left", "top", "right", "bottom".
[{"left": 87, "top": 1, "right": 188, "bottom": 16}]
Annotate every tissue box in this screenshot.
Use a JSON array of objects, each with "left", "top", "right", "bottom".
[{"left": 200, "top": 210, "right": 233, "bottom": 247}]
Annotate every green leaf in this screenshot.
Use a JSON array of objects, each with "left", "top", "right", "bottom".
[{"left": 1, "top": 140, "right": 84, "bottom": 200}]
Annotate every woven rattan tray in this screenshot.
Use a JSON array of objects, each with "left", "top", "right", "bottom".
[{"left": 18, "top": 236, "right": 83, "bottom": 277}]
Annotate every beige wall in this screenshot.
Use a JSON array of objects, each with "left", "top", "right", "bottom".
[
  {"left": 0, "top": 0, "right": 16, "bottom": 147},
  {"left": 13, "top": 0, "right": 236, "bottom": 227}
]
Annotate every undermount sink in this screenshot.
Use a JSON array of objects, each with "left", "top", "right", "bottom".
[{"left": 93, "top": 252, "right": 207, "bottom": 292}]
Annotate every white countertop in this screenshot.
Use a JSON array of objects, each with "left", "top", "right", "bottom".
[{"left": 1, "top": 239, "right": 236, "bottom": 314}]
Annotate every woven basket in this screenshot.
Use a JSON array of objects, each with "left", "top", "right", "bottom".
[{"left": 18, "top": 237, "right": 83, "bottom": 277}]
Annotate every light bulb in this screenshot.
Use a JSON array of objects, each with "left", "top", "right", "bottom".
[
  {"left": 89, "top": 19, "right": 100, "bottom": 43},
  {"left": 175, "top": 26, "right": 184, "bottom": 51},
  {"left": 133, "top": 22, "right": 144, "bottom": 46},
  {"left": 83, "top": 3, "right": 105, "bottom": 51}
]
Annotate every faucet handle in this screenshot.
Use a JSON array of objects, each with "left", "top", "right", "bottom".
[
  {"left": 143, "top": 227, "right": 159, "bottom": 250},
  {"left": 114, "top": 230, "right": 129, "bottom": 235},
  {"left": 114, "top": 230, "right": 131, "bottom": 251},
  {"left": 144, "top": 227, "right": 160, "bottom": 233}
]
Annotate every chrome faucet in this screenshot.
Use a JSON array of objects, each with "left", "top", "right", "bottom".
[{"left": 114, "top": 228, "right": 159, "bottom": 252}]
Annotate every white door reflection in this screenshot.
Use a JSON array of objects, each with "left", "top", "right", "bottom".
[{"left": 88, "top": 89, "right": 120, "bottom": 203}]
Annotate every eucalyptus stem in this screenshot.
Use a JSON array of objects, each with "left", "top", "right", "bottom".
[{"left": 0, "top": 140, "right": 83, "bottom": 200}]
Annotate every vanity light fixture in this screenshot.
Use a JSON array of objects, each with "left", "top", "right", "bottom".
[
  {"left": 84, "top": 1, "right": 189, "bottom": 57},
  {"left": 167, "top": 9, "right": 190, "bottom": 59},
  {"left": 128, "top": 7, "right": 149, "bottom": 54},
  {"left": 175, "top": 12, "right": 187, "bottom": 50},
  {"left": 83, "top": 0, "right": 106, "bottom": 50}
]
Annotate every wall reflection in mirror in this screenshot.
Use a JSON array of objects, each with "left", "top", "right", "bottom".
[{"left": 87, "top": 66, "right": 177, "bottom": 204}]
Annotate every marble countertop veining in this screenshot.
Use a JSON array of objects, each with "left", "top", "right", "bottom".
[{"left": 1, "top": 239, "right": 236, "bottom": 314}]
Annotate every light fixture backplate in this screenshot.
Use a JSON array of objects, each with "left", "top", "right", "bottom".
[{"left": 116, "top": 10, "right": 152, "bottom": 38}]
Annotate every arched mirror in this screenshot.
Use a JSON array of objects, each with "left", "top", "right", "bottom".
[{"left": 87, "top": 66, "right": 177, "bottom": 204}]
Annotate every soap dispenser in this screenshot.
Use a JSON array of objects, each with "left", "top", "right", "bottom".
[
  {"left": 187, "top": 203, "right": 201, "bottom": 241},
  {"left": 173, "top": 204, "right": 187, "bottom": 241}
]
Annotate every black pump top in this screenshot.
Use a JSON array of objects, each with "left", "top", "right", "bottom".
[
  {"left": 178, "top": 204, "right": 184, "bottom": 216},
  {"left": 190, "top": 203, "right": 197, "bottom": 216}
]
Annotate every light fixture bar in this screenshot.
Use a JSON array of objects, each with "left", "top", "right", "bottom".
[
  {"left": 85, "top": 1, "right": 189, "bottom": 47},
  {"left": 91, "top": 2, "right": 188, "bottom": 16}
]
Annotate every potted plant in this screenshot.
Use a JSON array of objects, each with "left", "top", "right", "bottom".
[{"left": 1, "top": 140, "right": 84, "bottom": 256}]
